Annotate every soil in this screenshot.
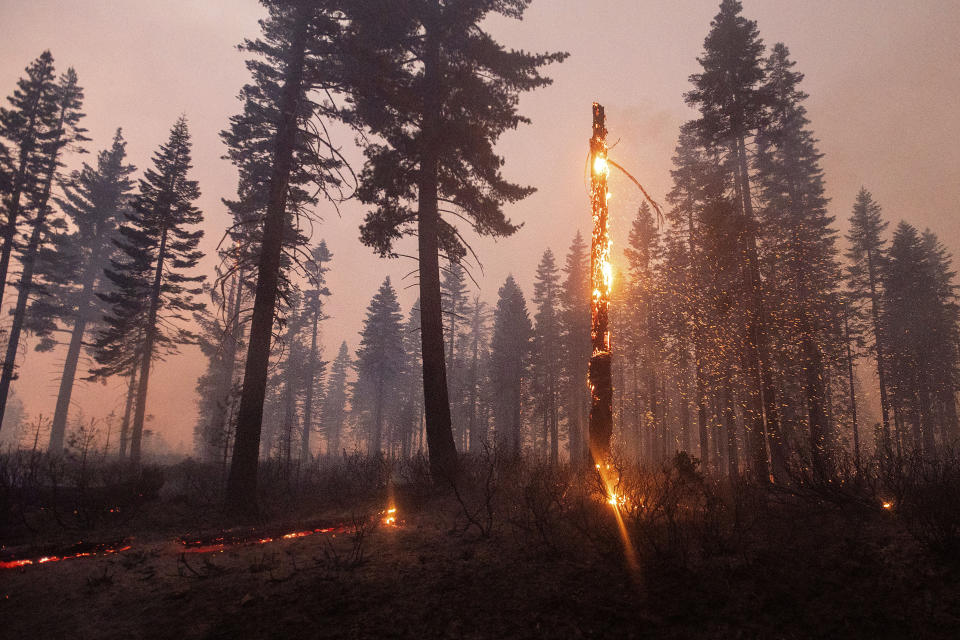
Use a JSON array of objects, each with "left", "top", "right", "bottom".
[{"left": 4, "top": 496, "right": 960, "bottom": 639}]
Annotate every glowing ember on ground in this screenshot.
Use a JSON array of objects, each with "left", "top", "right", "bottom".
[
  {"left": 0, "top": 543, "right": 132, "bottom": 570},
  {"left": 882, "top": 501, "right": 893, "bottom": 509}
]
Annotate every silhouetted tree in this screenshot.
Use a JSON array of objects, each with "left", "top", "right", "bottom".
[
  {"left": 352, "top": 278, "right": 405, "bottom": 454},
  {"left": 0, "top": 52, "right": 59, "bottom": 314},
  {"left": 559, "top": 232, "right": 591, "bottom": 462},
  {"left": 490, "top": 275, "right": 532, "bottom": 456},
  {"left": 323, "top": 341, "right": 351, "bottom": 456},
  {"left": 348, "top": 0, "right": 565, "bottom": 478},
  {"left": 845, "top": 188, "right": 893, "bottom": 448},
  {"left": 0, "top": 67, "right": 87, "bottom": 429},
  {"left": 95, "top": 117, "right": 205, "bottom": 465},
  {"left": 227, "top": 0, "right": 349, "bottom": 511},
  {"left": 28, "top": 129, "right": 135, "bottom": 452},
  {"left": 531, "top": 248, "right": 562, "bottom": 464}
]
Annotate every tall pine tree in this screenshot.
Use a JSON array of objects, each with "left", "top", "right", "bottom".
[
  {"left": 490, "top": 275, "right": 532, "bottom": 456},
  {"left": 347, "top": 0, "right": 565, "bottom": 478},
  {"left": 95, "top": 117, "right": 205, "bottom": 464},
  {"left": 29, "top": 129, "right": 135, "bottom": 452},
  {"left": 0, "top": 67, "right": 87, "bottom": 428},
  {"left": 0, "top": 51, "right": 59, "bottom": 314},
  {"left": 352, "top": 278, "right": 405, "bottom": 455}
]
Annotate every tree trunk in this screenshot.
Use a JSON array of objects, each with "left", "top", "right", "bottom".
[
  {"left": 129, "top": 224, "right": 168, "bottom": 465},
  {"left": 206, "top": 273, "right": 243, "bottom": 462},
  {"left": 300, "top": 306, "right": 319, "bottom": 463},
  {"left": 119, "top": 368, "right": 137, "bottom": 459},
  {"left": 844, "top": 311, "right": 861, "bottom": 469},
  {"left": 227, "top": 11, "right": 310, "bottom": 514},
  {"left": 416, "top": 2, "right": 458, "bottom": 480},
  {"left": 734, "top": 134, "right": 787, "bottom": 482},
  {"left": 866, "top": 246, "right": 893, "bottom": 445},
  {"left": 49, "top": 247, "right": 105, "bottom": 452}
]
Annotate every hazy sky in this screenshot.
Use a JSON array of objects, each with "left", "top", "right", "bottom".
[{"left": 1, "top": 0, "right": 958, "bottom": 452}]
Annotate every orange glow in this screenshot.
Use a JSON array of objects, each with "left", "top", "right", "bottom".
[
  {"left": 882, "top": 501, "right": 893, "bottom": 509},
  {"left": 592, "top": 155, "right": 609, "bottom": 176},
  {"left": 0, "top": 543, "right": 132, "bottom": 570},
  {"left": 383, "top": 507, "right": 398, "bottom": 527}
]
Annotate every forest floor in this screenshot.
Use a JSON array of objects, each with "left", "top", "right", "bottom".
[{"left": 3, "top": 456, "right": 960, "bottom": 638}]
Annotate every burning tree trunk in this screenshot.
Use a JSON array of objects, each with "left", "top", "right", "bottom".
[{"left": 588, "top": 103, "right": 613, "bottom": 461}]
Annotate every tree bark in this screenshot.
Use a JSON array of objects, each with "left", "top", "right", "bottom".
[
  {"left": 416, "top": 1, "right": 459, "bottom": 480},
  {"left": 227, "top": 11, "right": 310, "bottom": 514}
]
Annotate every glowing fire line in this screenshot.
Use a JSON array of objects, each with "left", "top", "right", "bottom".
[{"left": 2, "top": 507, "right": 401, "bottom": 570}]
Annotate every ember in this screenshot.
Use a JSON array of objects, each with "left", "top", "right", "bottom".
[{"left": 0, "top": 541, "right": 132, "bottom": 570}]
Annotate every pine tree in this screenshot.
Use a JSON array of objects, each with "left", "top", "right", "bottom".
[
  {"left": 756, "top": 43, "right": 843, "bottom": 476},
  {"left": 0, "top": 51, "right": 59, "bottom": 313},
  {"left": 27, "top": 129, "right": 135, "bottom": 452},
  {"left": 559, "top": 232, "right": 592, "bottom": 462},
  {"left": 623, "top": 203, "right": 666, "bottom": 463},
  {"left": 884, "top": 224, "right": 959, "bottom": 456},
  {"left": 352, "top": 277, "right": 405, "bottom": 454},
  {"left": 685, "top": 0, "right": 785, "bottom": 482},
  {"left": 323, "top": 341, "right": 351, "bottom": 457},
  {"left": 0, "top": 67, "right": 87, "bottom": 429},
  {"left": 397, "top": 301, "right": 425, "bottom": 457},
  {"left": 666, "top": 123, "right": 730, "bottom": 470},
  {"left": 845, "top": 188, "right": 893, "bottom": 448},
  {"left": 531, "top": 249, "right": 562, "bottom": 463},
  {"left": 490, "top": 275, "right": 532, "bottom": 456},
  {"left": 95, "top": 117, "right": 205, "bottom": 465},
  {"left": 347, "top": 0, "right": 566, "bottom": 478},
  {"left": 442, "top": 262, "right": 471, "bottom": 449},
  {"left": 300, "top": 241, "right": 332, "bottom": 462},
  {"left": 227, "top": 0, "right": 348, "bottom": 510},
  {"left": 464, "top": 297, "right": 491, "bottom": 454},
  {"left": 194, "top": 271, "right": 247, "bottom": 465}
]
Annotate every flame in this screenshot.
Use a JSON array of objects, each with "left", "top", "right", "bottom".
[
  {"left": 882, "top": 501, "right": 893, "bottom": 510},
  {"left": 383, "top": 507, "right": 398, "bottom": 527},
  {"left": 592, "top": 155, "right": 609, "bottom": 176}
]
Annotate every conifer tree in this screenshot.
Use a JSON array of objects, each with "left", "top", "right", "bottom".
[
  {"left": 441, "top": 261, "right": 471, "bottom": 448},
  {"left": 28, "top": 129, "right": 135, "bottom": 452},
  {"left": 300, "top": 241, "right": 332, "bottom": 462},
  {"left": 845, "top": 188, "right": 893, "bottom": 447},
  {"left": 490, "top": 275, "right": 532, "bottom": 456},
  {"left": 194, "top": 271, "right": 247, "bottom": 464},
  {"left": 464, "top": 297, "right": 491, "bottom": 453},
  {"left": 397, "top": 301, "right": 425, "bottom": 457},
  {"left": 0, "top": 51, "right": 59, "bottom": 312},
  {"left": 623, "top": 203, "right": 666, "bottom": 463},
  {"left": 559, "top": 232, "right": 591, "bottom": 462},
  {"left": 756, "top": 43, "right": 843, "bottom": 476},
  {"left": 227, "top": 0, "right": 349, "bottom": 509},
  {"left": 347, "top": 0, "right": 565, "bottom": 478},
  {"left": 323, "top": 341, "right": 351, "bottom": 457},
  {"left": 685, "top": 0, "right": 784, "bottom": 481},
  {"left": 531, "top": 249, "right": 562, "bottom": 463},
  {"left": 352, "top": 277, "right": 405, "bottom": 454},
  {"left": 884, "top": 224, "right": 959, "bottom": 456},
  {"left": 0, "top": 67, "right": 87, "bottom": 429},
  {"left": 95, "top": 117, "right": 205, "bottom": 464}
]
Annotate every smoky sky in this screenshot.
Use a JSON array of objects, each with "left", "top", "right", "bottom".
[{"left": 1, "top": 0, "right": 957, "bottom": 451}]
